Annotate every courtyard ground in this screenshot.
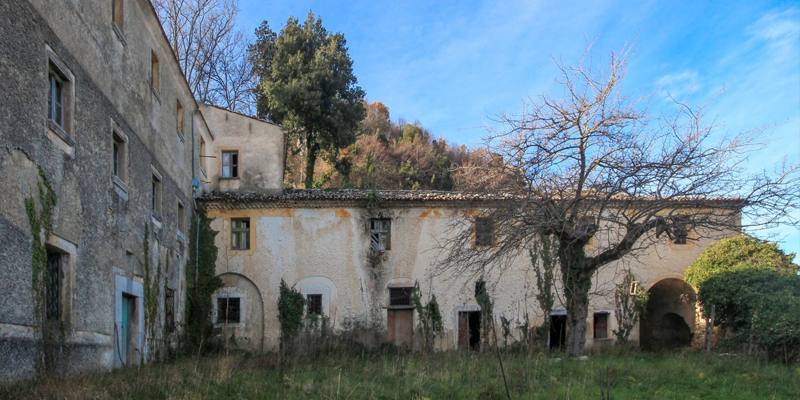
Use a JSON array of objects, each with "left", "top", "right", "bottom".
[{"left": 2, "top": 350, "right": 798, "bottom": 399}]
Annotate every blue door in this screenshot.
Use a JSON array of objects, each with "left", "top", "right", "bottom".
[{"left": 120, "top": 295, "right": 134, "bottom": 365}]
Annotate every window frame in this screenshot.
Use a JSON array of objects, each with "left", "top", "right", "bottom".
[
  {"left": 45, "top": 46, "right": 75, "bottom": 150},
  {"left": 370, "top": 218, "right": 391, "bottom": 252},
  {"left": 389, "top": 287, "right": 413, "bottom": 307},
  {"left": 45, "top": 248, "right": 64, "bottom": 322},
  {"left": 112, "top": 0, "right": 124, "bottom": 33},
  {"left": 306, "top": 294, "right": 323, "bottom": 316},
  {"left": 230, "top": 217, "right": 251, "bottom": 250},
  {"left": 593, "top": 312, "right": 609, "bottom": 340},
  {"left": 221, "top": 150, "right": 239, "bottom": 179},
  {"left": 474, "top": 217, "right": 494, "bottom": 247},
  {"left": 151, "top": 169, "right": 163, "bottom": 220},
  {"left": 216, "top": 297, "right": 241, "bottom": 324},
  {"left": 176, "top": 99, "right": 184, "bottom": 140},
  {"left": 177, "top": 201, "right": 186, "bottom": 234},
  {"left": 164, "top": 287, "right": 175, "bottom": 333},
  {"left": 150, "top": 50, "right": 160, "bottom": 95}
]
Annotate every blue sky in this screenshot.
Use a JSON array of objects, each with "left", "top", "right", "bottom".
[{"left": 236, "top": 0, "right": 800, "bottom": 258}]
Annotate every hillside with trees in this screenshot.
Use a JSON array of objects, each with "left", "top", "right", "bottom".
[{"left": 284, "top": 101, "right": 514, "bottom": 190}]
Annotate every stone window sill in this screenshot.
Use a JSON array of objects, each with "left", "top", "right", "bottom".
[
  {"left": 112, "top": 176, "right": 128, "bottom": 201},
  {"left": 47, "top": 119, "right": 75, "bottom": 149}
]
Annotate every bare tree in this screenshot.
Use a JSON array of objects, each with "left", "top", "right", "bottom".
[
  {"left": 438, "top": 51, "right": 800, "bottom": 356},
  {"left": 154, "top": 0, "right": 255, "bottom": 114}
]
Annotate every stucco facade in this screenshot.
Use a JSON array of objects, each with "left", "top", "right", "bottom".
[{"left": 201, "top": 192, "right": 739, "bottom": 352}]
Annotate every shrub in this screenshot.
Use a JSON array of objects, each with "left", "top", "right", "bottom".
[
  {"left": 278, "top": 279, "right": 305, "bottom": 352},
  {"left": 685, "top": 235, "right": 796, "bottom": 287},
  {"left": 699, "top": 269, "right": 800, "bottom": 363}
]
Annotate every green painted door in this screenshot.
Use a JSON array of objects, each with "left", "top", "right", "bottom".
[{"left": 120, "top": 295, "right": 134, "bottom": 365}]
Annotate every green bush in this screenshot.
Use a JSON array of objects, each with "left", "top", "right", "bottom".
[
  {"left": 685, "top": 235, "right": 796, "bottom": 287},
  {"left": 278, "top": 279, "right": 305, "bottom": 351},
  {"left": 699, "top": 269, "right": 800, "bottom": 363}
]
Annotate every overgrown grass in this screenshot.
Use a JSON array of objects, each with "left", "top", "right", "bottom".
[{"left": 3, "top": 350, "right": 798, "bottom": 399}]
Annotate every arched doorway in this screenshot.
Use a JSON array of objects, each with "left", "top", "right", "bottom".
[{"left": 640, "top": 278, "right": 696, "bottom": 350}]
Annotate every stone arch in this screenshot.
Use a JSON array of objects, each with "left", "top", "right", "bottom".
[
  {"left": 640, "top": 278, "right": 697, "bottom": 350},
  {"left": 214, "top": 272, "right": 265, "bottom": 352}
]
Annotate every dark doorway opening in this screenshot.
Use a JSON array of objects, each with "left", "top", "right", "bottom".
[
  {"left": 640, "top": 278, "right": 696, "bottom": 351},
  {"left": 549, "top": 314, "right": 567, "bottom": 350},
  {"left": 458, "top": 311, "right": 481, "bottom": 350}
]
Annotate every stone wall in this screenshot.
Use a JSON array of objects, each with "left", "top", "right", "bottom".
[{"left": 0, "top": 0, "right": 205, "bottom": 381}]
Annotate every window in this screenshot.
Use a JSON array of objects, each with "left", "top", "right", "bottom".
[
  {"left": 593, "top": 312, "right": 609, "bottom": 339},
  {"left": 475, "top": 217, "right": 494, "bottom": 246},
  {"left": 217, "top": 297, "right": 240, "bottom": 323},
  {"left": 673, "top": 224, "right": 688, "bottom": 245},
  {"left": 151, "top": 172, "right": 162, "bottom": 218},
  {"left": 165, "top": 288, "right": 175, "bottom": 333},
  {"left": 112, "top": 130, "right": 127, "bottom": 181},
  {"left": 112, "top": 0, "right": 124, "bottom": 30},
  {"left": 370, "top": 218, "right": 391, "bottom": 252},
  {"left": 46, "top": 47, "right": 75, "bottom": 144},
  {"left": 150, "top": 50, "right": 160, "bottom": 93},
  {"left": 176, "top": 100, "right": 184, "bottom": 137},
  {"left": 177, "top": 201, "right": 185, "bottom": 233},
  {"left": 221, "top": 151, "right": 238, "bottom": 178},
  {"left": 389, "top": 287, "right": 412, "bottom": 307},
  {"left": 307, "top": 294, "right": 322, "bottom": 316},
  {"left": 48, "top": 65, "right": 65, "bottom": 129},
  {"left": 231, "top": 218, "right": 250, "bottom": 250},
  {"left": 199, "top": 136, "right": 207, "bottom": 176},
  {"left": 45, "top": 249, "right": 64, "bottom": 321}
]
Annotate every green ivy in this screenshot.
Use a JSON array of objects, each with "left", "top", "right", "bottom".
[
  {"left": 278, "top": 279, "right": 305, "bottom": 352},
  {"left": 24, "top": 167, "right": 57, "bottom": 372},
  {"left": 412, "top": 281, "right": 443, "bottom": 351},
  {"left": 183, "top": 209, "right": 221, "bottom": 353}
]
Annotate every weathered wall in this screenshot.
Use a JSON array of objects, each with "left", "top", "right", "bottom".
[
  {"left": 205, "top": 204, "right": 737, "bottom": 352},
  {"left": 200, "top": 104, "right": 285, "bottom": 193},
  {"left": 0, "top": 0, "right": 200, "bottom": 381}
]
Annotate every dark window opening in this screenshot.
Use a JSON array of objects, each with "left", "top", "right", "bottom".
[
  {"left": 48, "top": 65, "right": 65, "bottom": 128},
  {"left": 474, "top": 280, "right": 487, "bottom": 298},
  {"left": 45, "top": 250, "right": 63, "bottom": 321},
  {"left": 112, "top": 132, "right": 125, "bottom": 179},
  {"left": 177, "top": 202, "right": 185, "bottom": 232},
  {"left": 221, "top": 151, "right": 238, "bottom": 178},
  {"left": 370, "top": 218, "right": 391, "bottom": 252},
  {"left": 475, "top": 217, "right": 494, "bottom": 246},
  {"left": 231, "top": 218, "right": 250, "bottom": 250},
  {"left": 593, "top": 312, "right": 609, "bottom": 339},
  {"left": 217, "top": 297, "right": 240, "bottom": 323},
  {"left": 165, "top": 288, "right": 175, "bottom": 333},
  {"left": 307, "top": 294, "right": 322, "bottom": 316},
  {"left": 389, "top": 287, "right": 412, "bottom": 307},
  {"left": 151, "top": 173, "right": 162, "bottom": 217},
  {"left": 673, "top": 224, "right": 688, "bottom": 244}
]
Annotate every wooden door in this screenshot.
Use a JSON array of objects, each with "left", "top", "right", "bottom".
[
  {"left": 387, "top": 309, "right": 414, "bottom": 348},
  {"left": 458, "top": 312, "right": 470, "bottom": 349}
]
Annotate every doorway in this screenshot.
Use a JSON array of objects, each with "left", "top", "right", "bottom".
[
  {"left": 458, "top": 311, "right": 481, "bottom": 350},
  {"left": 387, "top": 309, "right": 414, "bottom": 348},
  {"left": 549, "top": 314, "right": 567, "bottom": 350},
  {"left": 119, "top": 294, "right": 135, "bottom": 365}
]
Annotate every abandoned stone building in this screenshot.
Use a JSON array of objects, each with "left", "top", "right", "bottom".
[
  {"left": 0, "top": 0, "right": 740, "bottom": 385},
  {"left": 200, "top": 190, "right": 739, "bottom": 353}
]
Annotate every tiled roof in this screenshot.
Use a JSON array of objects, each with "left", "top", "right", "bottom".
[{"left": 199, "top": 189, "right": 744, "bottom": 209}]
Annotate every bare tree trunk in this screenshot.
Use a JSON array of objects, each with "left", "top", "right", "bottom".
[
  {"left": 304, "top": 138, "right": 318, "bottom": 189},
  {"left": 561, "top": 247, "right": 592, "bottom": 356}
]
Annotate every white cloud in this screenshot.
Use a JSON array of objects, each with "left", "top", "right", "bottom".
[{"left": 655, "top": 70, "right": 700, "bottom": 99}]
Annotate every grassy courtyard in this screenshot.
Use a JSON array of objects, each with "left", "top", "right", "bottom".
[{"left": 2, "top": 350, "right": 798, "bottom": 399}]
